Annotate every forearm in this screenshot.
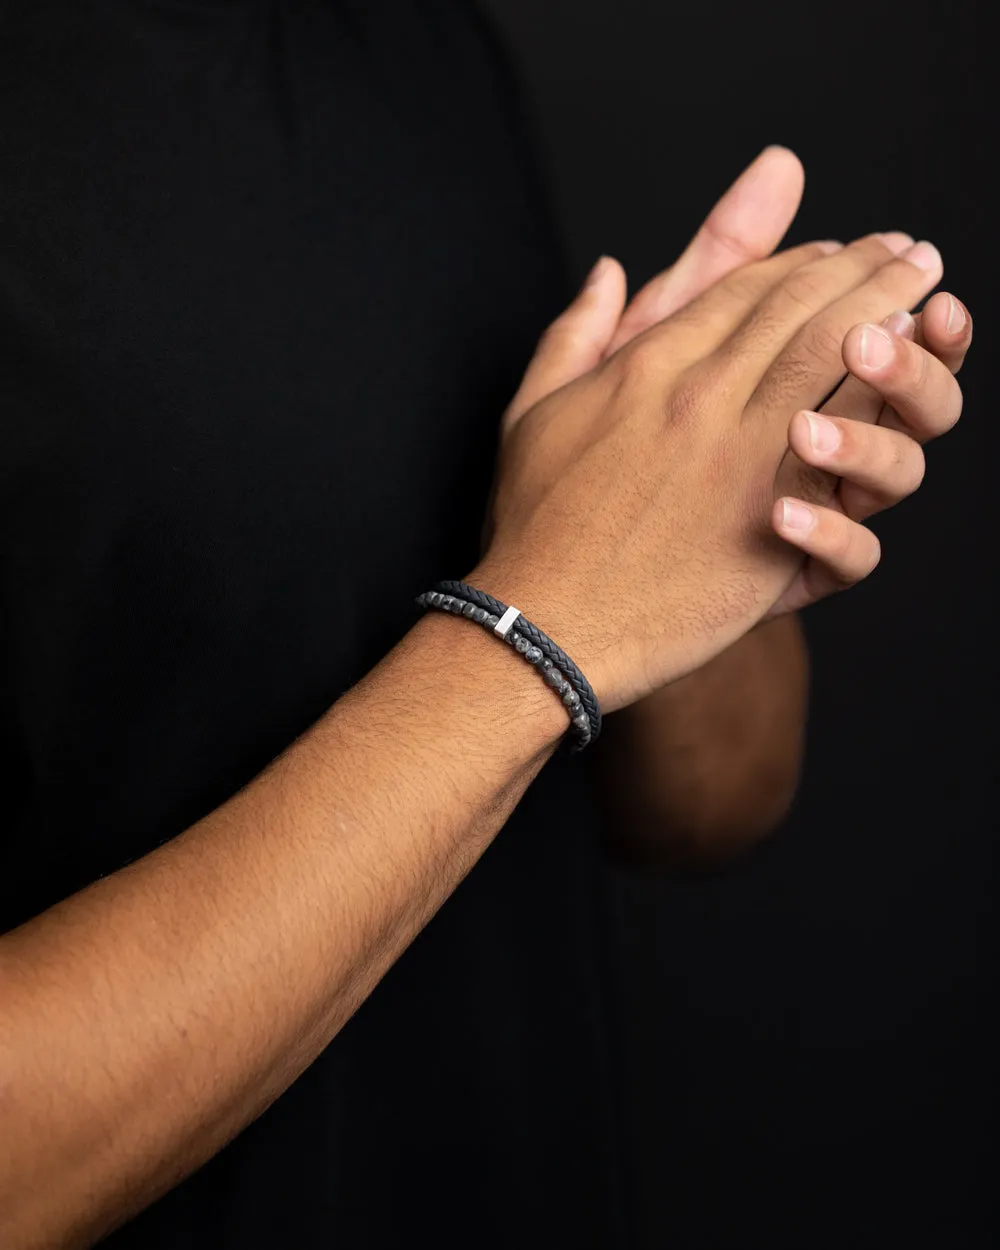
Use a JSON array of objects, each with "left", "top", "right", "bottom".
[
  {"left": 0, "top": 610, "right": 564, "bottom": 1249},
  {"left": 596, "top": 615, "right": 808, "bottom": 866}
]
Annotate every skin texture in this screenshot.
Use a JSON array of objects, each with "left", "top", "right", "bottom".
[
  {"left": 0, "top": 149, "right": 971, "bottom": 1244},
  {"left": 594, "top": 612, "right": 809, "bottom": 869},
  {"left": 0, "top": 613, "right": 568, "bottom": 1248},
  {"left": 472, "top": 225, "right": 961, "bottom": 711},
  {"left": 540, "top": 149, "right": 970, "bottom": 862}
]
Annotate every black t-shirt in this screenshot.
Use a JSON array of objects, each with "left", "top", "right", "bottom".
[{"left": 1, "top": 1, "right": 629, "bottom": 1245}]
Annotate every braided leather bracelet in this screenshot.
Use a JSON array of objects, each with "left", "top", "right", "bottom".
[{"left": 415, "top": 580, "right": 601, "bottom": 751}]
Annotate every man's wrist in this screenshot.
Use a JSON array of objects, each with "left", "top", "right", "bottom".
[{"left": 403, "top": 608, "right": 570, "bottom": 762}]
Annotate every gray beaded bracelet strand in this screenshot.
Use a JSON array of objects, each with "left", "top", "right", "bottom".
[
  {"left": 431, "top": 578, "right": 602, "bottom": 740},
  {"left": 415, "top": 587, "right": 598, "bottom": 751}
]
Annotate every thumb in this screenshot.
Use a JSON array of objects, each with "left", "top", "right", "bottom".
[
  {"left": 606, "top": 145, "right": 805, "bottom": 355},
  {"left": 504, "top": 255, "right": 627, "bottom": 430}
]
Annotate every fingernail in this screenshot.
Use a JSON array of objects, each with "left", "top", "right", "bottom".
[
  {"left": 902, "top": 240, "right": 942, "bottom": 273},
  {"left": 947, "top": 294, "right": 967, "bottom": 334},
  {"left": 804, "top": 412, "right": 841, "bottom": 454},
  {"left": 877, "top": 231, "right": 915, "bottom": 255},
  {"left": 859, "top": 324, "right": 894, "bottom": 370},
  {"left": 816, "top": 240, "right": 844, "bottom": 254},
  {"left": 583, "top": 256, "right": 610, "bottom": 290},
  {"left": 780, "top": 499, "right": 816, "bottom": 533},
  {"left": 882, "top": 309, "right": 915, "bottom": 339}
]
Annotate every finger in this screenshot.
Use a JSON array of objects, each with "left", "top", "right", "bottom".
[
  {"left": 913, "top": 289, "right": 973, "bottom": 375},
  {"left": 819, "top": 308, "right": 916, "bottom": 427},
  {"left": 504, "top": 256, "right": 627, "bottom": 429},
  {"left": 611, "top": 239, "right": 846, "bottom": 374},
  {"left": 606, "top": 145, "right": 805, "bottom": 355},
  {"left": 744, "top": 238, "right": 943, "bottom": 416},
  {"left": 787, "top": 410, "right": 926, "bottom": 520},
  {"left": 771, "top": 497, "right": 881, "bottom": 609},
  {"left": 704, "top": 231, "right": 917, "bottom": 391},
  {"left": 841, "top": 317, "right": 964, "bottom": 443}
]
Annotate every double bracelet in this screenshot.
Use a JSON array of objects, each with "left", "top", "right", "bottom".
[{"left": 415, "top": 579, "right": 602, "bottom": 751}]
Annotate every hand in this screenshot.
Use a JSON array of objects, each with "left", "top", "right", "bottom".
[
  {"left": 472, "top": 231, "right": 944, "bottom": 713},
  {"left": 763, "top": 288, "right": 971, "bottom": 615},
  {"left": 501, "top": 146, "right": 811, "bottom": 420}
]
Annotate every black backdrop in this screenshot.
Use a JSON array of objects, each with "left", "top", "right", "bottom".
[{"left": 484, "top": 2, "right": 996, "bottom": 1246}]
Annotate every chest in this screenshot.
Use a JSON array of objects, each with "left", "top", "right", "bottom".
[{"left": 0, "top": 0, "right": 565, "bottom": 894}]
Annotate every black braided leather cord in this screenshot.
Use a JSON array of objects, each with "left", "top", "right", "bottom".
[
  {"left": 430, "top": 578, "right": 602, "bottom": 744},
  {"left": 415, "top": 585, "right": 596, "bottom": 751}
]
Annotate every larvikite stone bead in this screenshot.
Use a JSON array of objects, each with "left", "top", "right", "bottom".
[
  {"left": 544, "top": 668, "right": 567, "bottom": 692},
  {"left": 420, "top": 586, "right": 595, "bottom": 748}
]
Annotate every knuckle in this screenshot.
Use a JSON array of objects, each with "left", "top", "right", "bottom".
[
  {"left": 929, "top": 397, "right": 964, "bottom": 438},
  {"left": 803, "top": 241, "right": 839, "bottom": 264},
  {"left": 868, "top": 258, "right": 919, "bottom": 303},
  {"left": 665, "top": 373, "right": 707, "bottom": 426},
  {"left": 854, "top": 429, "right": 925, "bottom": 502},
  {"left": 877, "top": 434, "right": 919, "bottom": 495},
  {"left": 854, "top": 233, "right": 898, "bottom": 266},
  {"left": 797, "top": 315, "right": 849, "bottom": 367},
  {"left": 717, "top": 265, "right": 767, "bottom": 308},
  {"left": 766, "top": 325, "right": 845, "bottom": 407},
  {"left": 659, "top": 299, "right": 706, "bottom": 338},
  {"left": 822, "top": 237, "right": 884, "bottom": 286},
  {"left": 833, "top": 523, "right": 879, "bottom": 581},
  {"left": 882, "top": 434, "right": 908, "bottom": 477},
  {"left": 776, "top": 265, "right": 831, "bottom": 316},
  {"left": 618, "top": 333, "right": 667, "bottom": 385},
  {"left": 764, "top": 324, "right": 841, "bottom": 402},
  {"left": 863, "top": 532, "right": 883, "bottom": 576},
  {"left": 828, "top": 523, "right": 858, "bottom": 570},
  {"left": 889, "top": 428, "right": 926, "bottom": 485},
  {"left": 896, "top": 358, "right": 964, "bottom": 439},
  {"left": 739, "top": 302, "right": 787, "bottom": 351},
  {"left": 760, "top": 354, "right": 817, "bottom": 409},
  {"left": 905, "top": 445, "right": 927, "bottom": 495},
  {"left": 933, "top": 377, "right": 965, "bottom": 435}
]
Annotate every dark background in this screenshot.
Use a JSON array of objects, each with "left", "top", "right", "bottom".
[{"left": 484, "top": 2, "right": 996, "bottom": 1246}]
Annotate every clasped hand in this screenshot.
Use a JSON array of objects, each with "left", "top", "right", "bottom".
[{"left": 474, "top": 148, "right": 971, "bottom": 712}]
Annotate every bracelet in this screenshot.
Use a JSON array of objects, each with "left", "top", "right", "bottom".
[{"left": 415, "top": 579, "right": 602, "bottom": 751}]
